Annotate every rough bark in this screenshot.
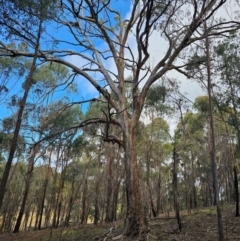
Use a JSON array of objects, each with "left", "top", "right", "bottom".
[
  {"left": 123, "top": 123, "right": 148, "bottom": 236},
  {"left": 146, "top": 156, "right": 157, "bottom": 217},
  {"left": 105, "top": 147, "right": 114, "bottom": 222}
]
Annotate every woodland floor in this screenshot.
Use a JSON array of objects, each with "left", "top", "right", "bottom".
[{"left": 1, "top": 205, "right": 240, "bottom": 241}]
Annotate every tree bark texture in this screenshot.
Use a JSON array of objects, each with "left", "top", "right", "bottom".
[{"left": 123, "top": 122, "right": 148, "bottom": 236}]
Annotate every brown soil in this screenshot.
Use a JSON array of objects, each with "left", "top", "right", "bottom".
[{"left": 1, "top": 205, "right": 240, "bottom": 241}]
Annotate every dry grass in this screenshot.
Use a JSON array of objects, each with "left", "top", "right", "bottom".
[{"left": 1, "top": 205, "right": 240, "bottom": 241}]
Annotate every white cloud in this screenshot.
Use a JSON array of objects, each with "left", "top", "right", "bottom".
[{"left": 64, "top": 54, "right": 100, "bottom": 99}]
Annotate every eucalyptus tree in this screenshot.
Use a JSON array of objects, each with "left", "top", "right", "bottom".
[
  {"left": 185, "top": 26, "right": 226, "bottom": 238},
  {"left": 175, "top": 103, "right": 206, "bottom": 209},
  {"left": 1, "top": 0, "right": 240, "bottom": 237},
  {"left": 140, "top": 83, "right": 172, "bottom": 217},
  {"left": 141, "top": 118, "right": 171, "bottom": 217},
  {"left": 214, "top": 34, "right": 240, "bottom": 216},
  {"left": 0, "top": 0, "right": 59, "bottom": 210}
]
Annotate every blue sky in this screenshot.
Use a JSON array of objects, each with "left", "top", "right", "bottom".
[{"left": 0, "top": 0, "right": 131, "bottom": 124}]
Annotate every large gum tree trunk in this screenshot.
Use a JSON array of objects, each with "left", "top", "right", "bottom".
[{"left": 123, "top": 122, "right": 148, "bottom": 236}]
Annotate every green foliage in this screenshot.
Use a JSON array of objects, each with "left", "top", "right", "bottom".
[
  {"left": 9, "top": 0, "right": 58, "bottom": 20},
  {"left": 184, "top": 112, "right": 204, "bottom": 135},
  {"left": 214, "top": 34, "right": 240, "bottom": 88},
  {"left": 32, "top": 62, "right": 69, "bottom": 86},
  {"left": 0, "top": 43, "right": 29, "bottom": 81},
  {"left": 185, "top": 54, "right": 207, "bottom": 71},
  {"left": 194, "top": 96, "right": 217, "bottom": 114},
  {"left": 145, "top": 117, "right": 170, "bottom": 142},
  {"left": 85, "top": 98, "right": 107, "bottom": 119},
  {"left": 42, "top": 101, "right": 83, "bottom": 137},
  {"left": 71, "top": 135, "right": 87, "bottom": 156},
  {"left": 2, "top": 117, "right": 16, "bottom": 132},
  {"left": 146, "top": 85, "right": 166, "bottom": 106}
]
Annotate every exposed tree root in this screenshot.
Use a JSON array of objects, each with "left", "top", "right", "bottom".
[
  {"left": 93, "top": 223, "right": 151, "bottom": 240},
  {"left": 112, "top": 234, "right": 124, "bottom": 240}
]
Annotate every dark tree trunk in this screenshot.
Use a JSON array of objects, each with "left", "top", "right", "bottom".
[
  {"left": 205, "top": 26, "right": 224, "bottom": 241},
  {"left": 81, "top": 178, "right": 88, "bottom": 224},
  {"left": 156, "top": 172, "right": 161, "bottom": 215},
  {"left": 38, "top": 177, "right": 48, "bottom": 230},
  {"left": 0, "top": 22, "right": 42, "bottom": 209},
  {"left": 233, "top": 164, "right": 239, "bottom": 216},
  {"left": 13, "top": 145, "right": 39, "bottom": 233},
  {"left": 173, "top": 147, "right": 182, "bottom": 231}
]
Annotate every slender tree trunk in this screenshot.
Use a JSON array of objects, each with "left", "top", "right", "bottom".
[
  {"left": 156, "top": 151, "right": 162, "bottom": 215},
  {"left": 51, "top": 183, "right": 58, "bottom": 228},
  {"left": 0, "top": 22, "right": 42, "bottom": 209},
  {"left": 228, "top": 81, "right": 240, "bottom": 216},
  {"left": 13, "top": 144, "right": 39, "bottom": 233},
  {"left": 205, "top": 25, "right": 224, "bottom": 241},
  {"left": 38, "top": 177, "right": 48, "bottom": 230},
  {"left": 34, "top": 205, "right": 40, "bottom": 230},
  {"left": 233, "top": 164, "right": 239, "bottom": 216},
  {"left": 156, "top": 172, "right": 161, "bottom": 215},
  {"left": 112, "top": 180, "right": 120, "bottom": 221},
  {"left": 65, "top": 181, "right": 75, "bottom": 226},
  {"left": 28, "top": 205, "right": 35, "bottom": 230},
  {"left": 93, "top": 181, "right": 100, "bottom": 225},
  {"left": 66, "top": 167, "right": 87, "bottom": 225},
  {"left": 81, "top": 178, "right": 88, "bottom": 224},
  {"left": 37, "top": 157, "right": 51, "bottom": 230},
  {"left": 191, "top": 158, "right": 197, "bottom": 208},
  {"left": 93, "top": 145, "right": 101, "bottom": 225},
  {"left": 56, "top": 166, "right": 67, "bottom": 227},
  {"left": 173, "top": 146, "right": 182, "bottom": 231}
]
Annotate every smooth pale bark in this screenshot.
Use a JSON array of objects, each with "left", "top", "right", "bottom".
[{"left": 205, "top": 25, "right": 224, "bottom": 241}]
